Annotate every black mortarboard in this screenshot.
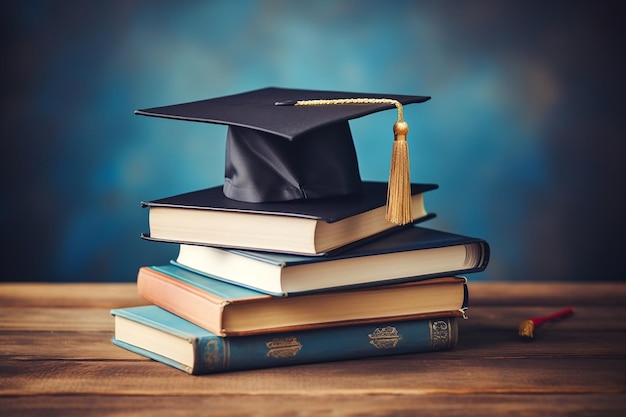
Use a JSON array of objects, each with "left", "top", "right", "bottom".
[{"left": 135, "top": 87, "right": 430, "bottom": 224}]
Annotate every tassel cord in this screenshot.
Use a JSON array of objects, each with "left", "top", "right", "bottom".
[{"left": 293, "top": 98, "right": 404, "bottom": 122}]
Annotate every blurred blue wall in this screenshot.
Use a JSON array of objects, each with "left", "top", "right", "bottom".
[{"left": 2, "top": 0, "right": 625, "bottom": 282}]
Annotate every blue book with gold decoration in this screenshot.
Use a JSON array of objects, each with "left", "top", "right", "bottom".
[{"left": 111, "top": 305, "right": 458, "bottom": 375}]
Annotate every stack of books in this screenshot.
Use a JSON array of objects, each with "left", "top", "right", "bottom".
[
  {"left": 113, "top": 87, "right": 490, "bottom": 374},
  {"left": 111, "top": 181, "right": 490, "bottom": 375}
]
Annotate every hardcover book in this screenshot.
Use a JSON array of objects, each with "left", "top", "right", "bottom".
[
  {"left": 111, "top": 305, "right": 458, "bottom": 375},
  {"left": 136, "top": 264, "right": 468, "bottom": 336},
  {"left": 141, "top": 181, "right": 437, "bottom": 255},
  {"left": 174, "top": 225, "right": 490, "bottom": 295}
]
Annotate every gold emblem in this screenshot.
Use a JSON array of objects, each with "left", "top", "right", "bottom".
[
  {"left": 429, "top": 319, "right": 450, "bottom": 350},
  {"left": 203, "top": 339, "right": 222, "bottom": 369},
  {"left": 368, "top": 326, "right": 403, "bottom": 349},
  {"left": 266, "top": 336, "right": 302, "bottom": 358}
]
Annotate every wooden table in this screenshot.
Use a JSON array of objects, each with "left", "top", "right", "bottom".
[{"left": 1, "top": 282, "right": 625, "bottom": 416}]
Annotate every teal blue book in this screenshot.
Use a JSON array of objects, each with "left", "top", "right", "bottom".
[{"left": 111, "top": 305, "right": 459, "bottom": 375}]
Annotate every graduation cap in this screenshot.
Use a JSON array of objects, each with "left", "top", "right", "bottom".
[{"left": 135, "top": 87, "right": 430, "bottom": 225}]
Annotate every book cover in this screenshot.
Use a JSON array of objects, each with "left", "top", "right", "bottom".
[
  {"left": 136, "top": 264, "right": 468, "bottom": 336},
  {"left": 141, "top": 181, "right": 437, "bottom": 255},
  {"left": 142, "top": 181, "right": 436, "bottom": 222},
  {"left": 111, "top": 305, "right": 458, "bottom": 375},
  {"left": 174, "top": 225, "right": 490, "bottom": 295}
]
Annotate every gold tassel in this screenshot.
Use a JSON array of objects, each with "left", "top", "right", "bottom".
[
  {"left": 276, "top": 97, "right": 413, "bottom": 225},
  {"left": 518, "top": 320, "right": 535, "bottom": 339},
  {"left": 386, "top": 120, "right": 412, "bottom": 225}
]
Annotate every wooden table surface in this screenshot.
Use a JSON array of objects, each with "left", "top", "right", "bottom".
[{"left": 1, "top": 282, "right": 625, "bottom": 416}]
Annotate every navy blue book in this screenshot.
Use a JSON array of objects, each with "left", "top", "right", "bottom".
[
  {"left": 111, "top": 305, "right": 458, "bottom": 375},
  {"left": 141, "top": 181, "right": 437, "bottom": 255},
  {"left": 174, "top": 225, "right": 489, "bottom": 295}
]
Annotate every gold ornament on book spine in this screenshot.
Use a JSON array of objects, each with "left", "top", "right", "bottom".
[
  {"left": 265, "top": 336, "right": 303, "bottom": 358},
  {"left": 429, "top": 319, "right": 451, "bottom": 350},
  {"left": 368, "top": 325, "right": 404, "bottom": 349},
  {"left": 287, "top": 98, "right": 413, "bottom": 225},
  {"left": 203, "top": 339, "right": 223, "bottom": 370}
]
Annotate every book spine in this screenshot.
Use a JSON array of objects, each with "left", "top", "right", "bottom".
[
  {"left": 136, "top": 266, "right": 228, "bottom": 336},
  {"left": 193, "top": 317, "right": 457, "bottom": 375}
]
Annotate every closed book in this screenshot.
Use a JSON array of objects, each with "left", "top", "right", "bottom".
[
  {"left": 141, "top": 181, "right": 437, "bottom": 255},
  {"left": 136, "top": 264, "right": 468, "bottom": 336},
  {"left": 174, "top": 225, "right": 490, "bottom": 295},
  {"left": 111, "top": 305, "right": 459, "bottom": 375}
]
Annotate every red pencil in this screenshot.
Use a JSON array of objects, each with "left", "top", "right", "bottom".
[{"left": 518, "top": 307, "right": 574, "bottom": 339}]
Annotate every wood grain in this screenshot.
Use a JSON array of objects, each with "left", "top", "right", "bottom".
[
  {"left": 2, "top": 357, "right": 625, "bottom": 395},
  {"left": 0, "top": 283, "right": 145, "bottom": 308},
  {"left": 1, "top": 282, "right": 625, "bottom": 416},
  {"left": 2, "top": 394, "right": 624, "bottom": 417}
]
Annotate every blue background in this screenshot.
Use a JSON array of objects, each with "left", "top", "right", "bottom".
[{"left": 3, "top": 0, "right": 625, "bottom": 282}]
